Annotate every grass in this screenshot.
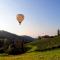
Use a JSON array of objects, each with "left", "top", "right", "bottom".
[
  {"left": 0, "top": 36, "right": 60, "bottom": 60},
  {"left": 25, "top": 36, "right": 60, "bottom": 52},
  {"left": 0, "top": 48, "right": 60, "bottom": 60}
]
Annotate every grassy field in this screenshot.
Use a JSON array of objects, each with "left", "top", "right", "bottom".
[
  {"left": 0, "top": 36, "right": 60, "bottom": 60},
  {"left": 0, "top": 48, "right": 60, "bottom": 60}
]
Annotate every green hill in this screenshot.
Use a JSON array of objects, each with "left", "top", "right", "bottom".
[
  {"left": 25, "top": 36, "right": 60, "bottom": 52},
  {"left": 0, "top": 36, "right": 60, "bottom": 60}
]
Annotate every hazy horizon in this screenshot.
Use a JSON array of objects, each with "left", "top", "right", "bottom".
[{"left": 0, "top": 0, "right": 60, "bottom": 37}]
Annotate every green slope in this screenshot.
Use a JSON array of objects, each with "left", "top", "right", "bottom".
[
  {"left": 0, "top": 36, "right": 60, "bottom": 60},
  {"left": 26, "top": 36, "right": 60, "bottom": 51}
]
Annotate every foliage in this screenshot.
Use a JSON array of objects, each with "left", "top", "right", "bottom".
[
  {"left": 25, "top": 36, "right": 60, "bottom": 51},
  {"left": 35, "top": 36, "right": 60, "bottom": 51},
  {"left": 0, "top": 37, "right": 25, "bottom": 55}
]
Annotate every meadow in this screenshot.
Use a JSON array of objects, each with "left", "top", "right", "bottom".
[
  {"left": 0, "top": 48, "right": 60, "bottom": 60},
  {"left": 0, "top": 36, "right": 60, "bottom": 60}
]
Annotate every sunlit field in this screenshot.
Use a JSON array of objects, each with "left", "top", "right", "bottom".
[{"left": 0, "top": 48, "right": 60, "bottom": 60}]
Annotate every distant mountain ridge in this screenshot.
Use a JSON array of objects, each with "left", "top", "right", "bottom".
[{"left": 0, "top": 30, "right": 34, "bottom": 43}]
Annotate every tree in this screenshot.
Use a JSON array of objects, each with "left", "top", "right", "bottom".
[
  {"left": 38, "top": 36, "right": 41, "bottom": 40},
  {"left": 57, "top": 29, "right": 60, "bottom": 36}
]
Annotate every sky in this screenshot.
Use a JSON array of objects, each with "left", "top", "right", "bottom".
[{"left": 0, "top": 0, "right": 60, "bottom": 37}]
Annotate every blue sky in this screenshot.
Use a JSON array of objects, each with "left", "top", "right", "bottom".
[{"left": 0, "top": 0, "right": 60, "bottom": 37}]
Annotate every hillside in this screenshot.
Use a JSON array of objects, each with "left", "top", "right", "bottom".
[
  {"left": 25, "top": 36, "right": 60, "bottom": 52},
  {"left": 0, "top": 31, "right": 60, "bottom": 60},
  {"left": 0, "top": 30, "right": 34, "bottom": 43},
  {"left": 0, "top": 30, "right": 34, "bottom": 54}
]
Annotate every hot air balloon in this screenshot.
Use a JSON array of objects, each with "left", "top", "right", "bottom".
[{"left": 16, "top": 14, "right": 24, "bottom": 24}]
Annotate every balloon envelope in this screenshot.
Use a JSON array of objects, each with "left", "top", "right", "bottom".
[{"left": 16, "top": 14, "right": 24, "bottom": 24}]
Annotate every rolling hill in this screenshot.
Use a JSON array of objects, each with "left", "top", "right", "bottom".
[{"left": 0, "top": 30, "right": 34, "bottom": 43}]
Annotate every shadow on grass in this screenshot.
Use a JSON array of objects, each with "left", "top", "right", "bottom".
[
  {"left": 0, "top": 47, "right": 32, "bottom": 56},
  {"left": 35, "top": 46, "right": 60, "bottom": 52},
  {"left": 1, "top": 46, "right": 60, "bottom": 56}
]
